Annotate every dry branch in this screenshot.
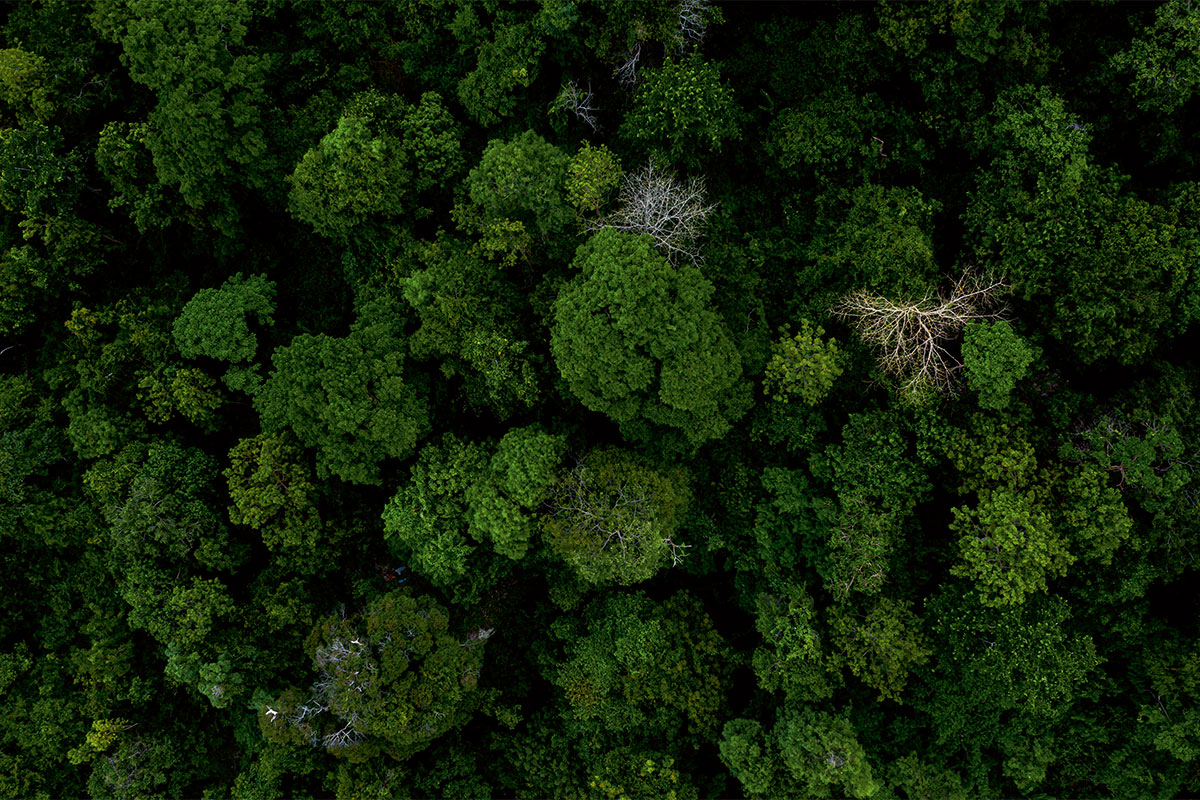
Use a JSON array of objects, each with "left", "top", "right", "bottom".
[
  {"left": 592, "top": 163, "right": 715, "bottom": 263},
  {"left": 832, "top": 269, "right": 1008, "bottom": 395}
]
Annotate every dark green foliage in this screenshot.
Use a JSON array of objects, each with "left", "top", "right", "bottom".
[
  {"left": 4, "top": 4, "right": 1200, "bottom": 798},
  {"left": 620, "top": 56, "right": 740, "bottom": 166},
  {"left": 262, "top": 591, "right": 487, "bottom": 762}
]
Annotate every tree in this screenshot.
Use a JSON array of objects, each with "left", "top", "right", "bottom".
[
  {"left": 96, "top": 0, "right": 274, "bottom": 236},
  {"left": 1110, "top": 0, "right": 1200, "bottom": 114},
  {"left": 551, "top": 229, "right": 747, "bottom": 445},
  {"left": 542, "top": 448, "right": 690, "bottom": 586},
  {"left": 173, "top": 273, "right": 275, "bottom": 365},
  {"left": 961, "top": 320, "right": 1037, "bottom": 410},
  {"left": 224, "top": 432, "right": 321, "bottom": 554},
  {"left": 401, "top": 235, "right": 538, "bottom": 415},
  {"left": 620, "top": 56, "right": 740, "bottom": 166},
  {"left": 565, "top": 142, "right": 622, "bottom": 218},
  {"left": 380, "top": 433, "right": 493, "bottom": 598},
  {"left": 810, "top": 410, "right": 931, "bottom": 598},
  {"left": 467, "top": 425, "right": 566, "bottom": 561},
  {"left": 763, "top": 320, "right": 844, "bottom": 405},
  {"left": 459, "top": 130, "right": 571, "bottom": 246},
  {"left": 592, "top": 163, "right": 716, "bottom": 263},
  {"left": 551, "top": 81, "right": 600, "bottom": 133},
  {"left": 721, "top": 705, "right": 881, "bottom": 800},
  {"left": 750, "top": 584, "right": 834, "bottom": 700},
  {"left": 545, "top": 591, "right": 730, "bottom": 744},
  {"left": 833, "top": 268, "right": 1008, "bottom": 397},
  {"left": 288, "top": 90, "right": 461, "bottom": 244},
  {"left": 261, "top": 592, "right": 488, "bottom": 762},
  {"left": 829, "top": 597, "right": 931, "bottom": 702},
  {"left": 950, "top": 486, "right": 1072, "bottom": 608},
  {"left": 256, "top": 299, "right": 430, "bottom": 485}
]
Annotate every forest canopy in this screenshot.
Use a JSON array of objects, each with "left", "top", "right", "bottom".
[{"left": 2, "top": 1, "right": 1200, "bottom": 798}]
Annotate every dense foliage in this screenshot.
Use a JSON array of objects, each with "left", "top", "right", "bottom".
[{"left": 2, "top": 1, "right": 1200, "bottom": 798}]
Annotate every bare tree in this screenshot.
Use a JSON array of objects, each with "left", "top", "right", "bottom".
[
  {"left": 613, "top": 42, "right": 641, "bottom": 88},
  {"left": 832, "top": 268, "right": 1008, "bottom": 396},
  {"left": 553, "top": 80, "right": 600, "bottom": 132},
  {"left": 593, "top": 163, "right": 715, "bottom": 263},
  {"left": 677, "top": 0, "right": 710, "bottom": 50}
]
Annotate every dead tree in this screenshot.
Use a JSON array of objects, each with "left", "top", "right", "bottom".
[
  {"left": 832, "top": 269, "right": 1008, "bottom": 396},
  {"left": 593, "top": 163, "right": 715, "bottom": 263},
  {"left": 677, "top": 0, "right": 710, "bottom": 50},
  {"left": 613, "top": 42, "right": 641, "bottom": 88}
]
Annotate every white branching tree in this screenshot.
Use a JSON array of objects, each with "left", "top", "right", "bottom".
[
  {"left": 832, "top": 269, "right": 1009, "bottom": 396},
  {"left": 592, "top": 163, "right": 715, "bottom": 263},
  {"left": 613, "top": 42, "right": 641, "bottom": 87},
  {"left": 677, "top": 0, "right": 710, "bottom": 49},
  {"left": 553, "top": 80, "right": 600, "bottom": 132}
]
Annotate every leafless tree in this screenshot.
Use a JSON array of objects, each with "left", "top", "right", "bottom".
[
  {"left": 553, "top": 80, "right": 600, "bottom": 132},
  {"left": 677, "top": 0, "right": 710, "bottom": 50},
  {"left": 593, "top": 163, "right": 715, "bottom": 263},
  {"left": 832, "top": 268, "right": 1008, "bottom": 396},
  {"left": 613, "top": 42, "right": 641, "bottom": 88}
]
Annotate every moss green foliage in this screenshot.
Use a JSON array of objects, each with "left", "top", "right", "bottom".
[
  {"left": 542, "top": 447, "right": 690, "bottom": 586},
  {"left": 6, "top": 4, "right": 1200, "bottom": 799},
  {"left": 763, "top": 320, "right": 843, "bottom": 404},
  {"left": 565, "top": 141, "right": 622, "bottom": 216}
]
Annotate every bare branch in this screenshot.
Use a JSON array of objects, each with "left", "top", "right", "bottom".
[
  {"left": 553, "top": 81, "right": 600, "bottom": 132},
  {"left": 614, "top": 42, "right": 641, "bottom": 88},
  {"left": 677, "top": 0, "right": 710, "bottom": 50},
  {"left": 593, "top": 163, "right": 715, "bottom": 263},
  {"left": 832, "top": 268, "right": 1008, "bottom": 396}
]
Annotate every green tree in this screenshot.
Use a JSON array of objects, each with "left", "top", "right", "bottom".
[
  {"left": 950, "top": 486, "right": 1072, "bottom": 608},
  {"left": 224, "top": 432, "right": 321, "bottom": 553},
  {"left": 261, "top": 591, "right": 488, "bottom": 762},
  {"left": 458, "top": 130, "right": 572, "bottom": 249},
  {"left": 173, "top": 273, "right": 275, "bottom": 365},
  {"left": 763, "top": 320, "right": 844, "bottom": 405},
  {"left": 546, "top": 591, "right": 730, "bottom": 744},
  {"left": 721, "top": 705, "right": 881, "bottom": 800},
  {"left": 289, "top": 90, "right": 461, "bottom": 243},
  {"left": 750, "top": 584, "right": 834, "bottom": 700},
  {"left": 565, "top": 142, "right": 622, "bottom": 218},
  {"left": 467, "top": 425, "right": 566, "bottom": 561},
  {"left": 962, "top": 320, "right": 1037, "bottom": 410},
  {"left": 381, "top": 433, "right": 494, "bottom": 599},
  {"left": 95, "top": 0, "right": 274, "bottom": 235},
  {"left": 551, "top": 229, "right": 747, "bottom": 445},
  {"left": 829, "top": 597, "right": 931, "bottom": 702},
  {"left": 542, "top": 448, "right": 690, "bottom": 586},
  {"left": 256, "top": 300, "right": 430, "bottom": 485},
  {"left": 620, "top": 56, "right": 740, "bottom": 166}
]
